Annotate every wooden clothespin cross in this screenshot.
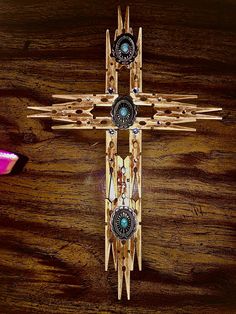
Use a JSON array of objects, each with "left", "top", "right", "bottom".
[{"left": 28, "top": 6, "right": 222, "bottom": 300}]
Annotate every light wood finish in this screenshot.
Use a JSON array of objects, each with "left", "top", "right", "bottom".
[
  {"left": 105, "top": 130, "right": 143, "bottom": 300},
  {"left": 116, "top": 155, "right": 131, "bottom": 300},
  {"left": 106, "top": 30, "right": 118, "bottom": 93},
  {"left": 129, "top": 130, "right": 142, "bottom": 271},
  {"left": 105, "top": 130, "right": 118, "bottom": 271},
  {"left": 124, "top": 6, "right": 131, "bottom": 33},
  {"left": 130, "top": 27, "right": 142, "bottom": 92},
  {"left": 117, "top": 6, "right": 123, "bottom": 36},
  {"left": 28, "top": 93, "right": 222, "bottom": 131}
]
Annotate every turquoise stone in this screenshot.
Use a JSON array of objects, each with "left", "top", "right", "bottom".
[
  {"left": 120, "top": 217, "right": 128, "bottom": 229},
  {"left": 119, "top": 107, "right": 128, "bottom": 117},
  {"left": 120, "top": 42, "right": 129, "bottom": 54}
]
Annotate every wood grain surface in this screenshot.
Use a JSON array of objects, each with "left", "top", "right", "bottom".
[{"left": 0, "top": 0, "right": 236, "bottom": 313}]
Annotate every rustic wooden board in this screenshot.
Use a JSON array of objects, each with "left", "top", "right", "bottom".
[{"left": 0, "top": 0, "right": 236, "bottom": 313}]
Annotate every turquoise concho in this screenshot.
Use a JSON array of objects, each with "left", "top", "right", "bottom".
[{"left": 110, "top": 206, "right": 137, "bottom": 240}]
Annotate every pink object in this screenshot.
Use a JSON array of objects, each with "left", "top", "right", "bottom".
[{"left": 0, "top": 150, "right": 19, "bottom": 175}]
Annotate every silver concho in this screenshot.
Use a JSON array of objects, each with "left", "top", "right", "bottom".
[
  {"left": 111, "top": 33, "right": 137, "bottom": 65},
  {"left": 110, "top": 206, "right": 137, "bottom": 240},
  {"left": 111, "top": 95, "right": 137, "bottom": 129}
]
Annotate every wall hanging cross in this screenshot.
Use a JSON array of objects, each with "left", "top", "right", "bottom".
[{"left": 28, "top": 6, "right": 222, "bottom": 300}]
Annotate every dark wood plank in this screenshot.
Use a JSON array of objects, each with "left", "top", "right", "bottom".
[{"left": 0, "top": 0, "right": 236, "bottom": 313}]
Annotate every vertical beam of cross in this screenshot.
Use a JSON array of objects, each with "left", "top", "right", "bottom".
[
  {"left": 129, "top": 129, "right": 142, "bottom": 271},
  {"left": 105, "top": 128, "right": 142, "bottom": 299}
]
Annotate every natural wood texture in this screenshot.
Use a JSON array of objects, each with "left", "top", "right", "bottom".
[
  {"left": 0, "top": 0, "right": 236, "bottom": 313},
  {"left": 106, "top": 29, "right": 118, "bottom": 93},
  {"left": 28, "top": 6, "right": 221, "bottom": 134},
  {"left": 28, "top": 92, "right": 222, "bottom": 131},
  {"left": 116, "top": 155, "right": 131, "bottom": 300},
  {"left": 28, "top": 93, "right": 118, "bottom": 129},
  {"left": 129, "top": 130, "right": 142, "bottom": 272},
  {"left": 26, "top": 6, "right": 220, "bottom": 300},
  {"left": 105, "top": 129, "right": 117, "bottom": 272},
  {"left": 105, "top": 129, "right": 142, "bottom": 300},
  {"left": 130, "top": 27, "right": 142, "bottom": 92}
]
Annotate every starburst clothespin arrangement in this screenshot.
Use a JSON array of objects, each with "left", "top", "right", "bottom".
[{"left": 28, "top": 6, "right": 222, "bottom": 300}]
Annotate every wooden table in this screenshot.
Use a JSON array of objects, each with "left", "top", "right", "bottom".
[{"left": 0, "top": 1, "right": 235, "bottom": 313}]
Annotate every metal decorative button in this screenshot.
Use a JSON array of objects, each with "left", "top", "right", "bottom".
[
  {"left": 111, "top": 95, "right": 137, "bottom": 129},
  {"left": 110, "top": 206, "right": 137, "bottom": 240},
  {"left": 111, "top": 33, "right": 138, "bottom": 65}
]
